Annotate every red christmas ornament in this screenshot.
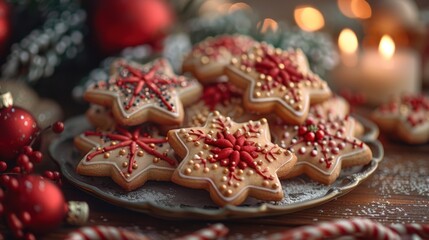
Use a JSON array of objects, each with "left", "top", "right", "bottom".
[
  {"left": 0, "top": 92, "right": 39, "bottom": 161},
  {"left": 0, "top": 0, "right": 10, "bottom": 52},
  {"left": 93, "top": 0, "right": 174, "bottom": 54},
  {"left": 1, "top": 175, "right": 89, "bottom": 238}
]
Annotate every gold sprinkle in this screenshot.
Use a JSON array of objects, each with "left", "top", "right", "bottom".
[
  {"left": 187, "top": 137, "right": 193, "bottom": 142},
  {"left": 193, "top": 163, "right": 200, "bottom": 170},
  {"left": 220, "top": 184, "right": 227, "bottom": 191},
  {"left": 179, "top": 129, "right": 186, "bottom": 133},
  {"left": 119, "top": 149, "right": 126, "bottom": 156},
  {"left": 184, "top": 168, "right": 192, "bottom": 175},
  {"left": 295, "top": 105, "right": 303, "bottom": 111},
  {"left": 221, "top": 176, "right": 228, "bottom": 182},
  {"left": 272, "top": 183, "right": 279, "bottom": 189},
  {"left": 132, "top": 163, "right": 138, "bottom": 169},
  {"left": 203, "top": 144, "right": 209, "bottom": 149},
  {"left": 237, "top": 169, "right": 244, "bottom": 175},
  {"left": 257, "top": 160, "right": 263, "bottom": 165},
  {"left": 200, "top": 56, "right": 210, "bottom": 64},
  {"left": 266, "top": 76, "right": 273, "bottom": 82},
  {"left": 226, "top": 189, "right": 233, "bottom": 196},
  {"left": 259, "top": 74, "right": 266, "bottom": 80},
  {"left": 153, "top": 158, "right": 160, "bottom": 163},
  {"left": 231, "top": 58, "right": 238, "bottom": 64},
  {"left": 247, "top": 170, "right": 254, "bottom": 176},
  {"left": 212, "top": 164, "right": 218, "bottom": 170},
  {"left": 137, "top": 151, "right": 144, "bottom": 157},
  {"left": 255, "top": 91, "right": 261, "bottom": 97},
  {"left": 262, "top": 180, "right": 269, "bottom": 187},
  {"left": 149, "top": 143, "right": 155, "bottom": 148},
  {"left": 125, "top": 173, "right": 131, "bottom": 178},
  {"left": 233, "top": 182, "right": 240, "bottom": 188},
  {"left": 198, "top": 151, "right": 204, "bottom": 156},
  {"left": 122, "top": 162, "right": 128, "bottom": 167},
  {"left": 213, "top": 111, "right": 220, "bottom": 116},
  {"left": 111, "top": 142, "right": 117, "bottom": 146},
  {"left": 104, "top": 153, "right": 110, "bottom": 158},
  {"left": 96, "top": 147, "right": 102, "bottom": 151},
  {"left": 260, "top": 118, "right": 267, "bottom": 124},
  {"left": 278, "top": 63, "right": 285, "bottom": 69},
  {"left": 203, "top": 167, "right": 210, "bottom": 173},
  {"left": 223, "top": 168, "right": 229, "bottom": 174},
  {"left": 194, "top": 141, "right": 200, "bottom": 147}
]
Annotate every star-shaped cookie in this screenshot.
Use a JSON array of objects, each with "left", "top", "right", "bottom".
[
  {"left": 372, "top": 95, "right": 429, "bottom": 144},
  {"left": 270, "top": 116, "right": 372, "bottom": 185},
  {"left": 184, "top": 82, "right": 262, "bottom": 127},
  {"left": 167, "top": 112, "right": 297, "bottom": 206},
  {"left": 270, "top": 96, "right": 365, "bottom": 138},
  {"left": 225, "top": 43, "right": 331, "bottom": 124},
  {"left": 182, "top": 35, "right": 256, "bottom": 83},
  {"left": 84, "top": 58, "right": 202, "bottom": 126},
  {"left": 76, "top": 125, "right": 177, "bottom": 191}
]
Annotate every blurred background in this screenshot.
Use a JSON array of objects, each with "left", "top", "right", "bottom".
[{"left": 1, "top": 0, "right": 429, "bottom": 124}]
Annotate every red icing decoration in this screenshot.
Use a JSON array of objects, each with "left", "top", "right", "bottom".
[
  {"left": 194, "top": 36, "right": 254, "bottom": 60},
  {"left": 109, "top": 61, "right": 185, "bottom": 112},
  {"left": 287, "top": 118, "right": 363, "bottom": 169},
  {"left": 85, "top": 126, "right": 176, "bottom": 174},
  {"left": 188, "top": 118, "right": 279, "bottom": 185},
  {"left": 202, "top": 83, "right": 242, "bottom": 111},
  {"left": 244, "top": 46, "right": 318, "bottom": 102},
  {"left": 379, "top": 95, "right": 429, "bottom": 126}
]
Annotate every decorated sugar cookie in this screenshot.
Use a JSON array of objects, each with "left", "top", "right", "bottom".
[
  {"left": 270, "top": 96, "right": 364, "bottom": 138},
  {"left": 85, "top": 105, "right": 116, "bottom": 131},
  {"left": 76, "top": 125, "right": 177, "bottom": 191},
  {"left": 225, "top": 43, "right": 331, "bottom": 124},
  {"left": 270, "top": 116, "right": 372, "bottom": 185},
  {"left": 184, "top": 82, "right": 262, "bottom": 127},
  {"left": 168, "top": 112, "right": 297, "bottom": 206},
  {"left": 372, "top": 95, "right": 429, "bottom": 144},
  {"left": 182, "top": 35, "right": 256, "bottom": 83},
  {"left": 84, "top": 58, "right": 202, "bottom": 126}
]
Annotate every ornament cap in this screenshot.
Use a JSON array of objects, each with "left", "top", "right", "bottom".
[
  {"left": 0, "top": 92, "right": 13, "bottom": 108},
  {"left": 66, "top": 201, "right": 89, "bottom": 225}
]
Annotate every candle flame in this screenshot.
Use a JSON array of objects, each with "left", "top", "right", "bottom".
[
  {"left": 257, "top": 18, "right": 278, "bottom": 33},
  {"left": 294, "top": 6, "right": 325, "bottom": 32},
  {"left": 338, "top": 28, "right": 358, "bottom": 54},
  {"left": 338, "top": 0, "right": 371, "bottom": 19},
  {"left": 379, "top": 35, "right": 395, "bottom": 60}
]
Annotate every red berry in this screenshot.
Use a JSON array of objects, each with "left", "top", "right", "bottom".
[
  {"left": 316, "top": 130, "right": 325, "bottom": 141},
  {"left": 298, "top": 126, "right": 307, "bottom": 136},
  {"left": 23, "top": 162, "right": 33, "bottom": 173},
  {"left": 304, "top": 132, "right": 315, "bottom": 142},
  {"left": 53, "top": 171, "right": 61, "bottom": 179},
  {"left": 7, "top": 178, "right": 19, "bottom": 190},
  {"left": 44, "top": 171, "right": 54, "bottom": 179},
  {"left": 17, "top": 154, "right": 30, "bottom": 166},
  {"left": 0, "top": 161, "right": 7, "bottom": 172},
  {"left": 12, "top": 166, "right": 21, "bottom": 173},
  {"left": 21, "top": 212, "right": 32, "bottom": 224},
  {"left": 25, "top": 233, "right": 36, "bottom": 240},
  {"left": 52, "top": 121, "right": 65, "bottom": 134},
  {"left": 22, "top": 146, "right": 33, "bottom": 155},
  {"left": 306, "top": 118, "right": 315, "bottom": 125},
  {"left": 0, "top": 175, "right": 10, "bottom": 186},
  {"left": 31, "top": 151, "right": 43, "bottom": 163}
]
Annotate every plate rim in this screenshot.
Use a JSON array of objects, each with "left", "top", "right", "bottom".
[{"left": 49, "top": 115, "right": 383, "bottom": 220}]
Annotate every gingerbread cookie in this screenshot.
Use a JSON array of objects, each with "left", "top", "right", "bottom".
[
  {"left": 372, "top": 95, "right": 429, "bottom": 144},
  {"left": 183, "top": 82, "right": 262, "bottom": 127},
  {"left": 84, "top": 58, "right": 202, "bottom": 126},
  {"left": 76, "top": 125, "right": 177, "bottom": 191},
  {"left": 270, "top": 116, "right": 372, "bottom": 185},
  {"left": 168, "top": 112, "right": 297, "bottom": 206},
  {"left": 225, "top": 43, "right": 331, "bottom": 124},
  {"left": 85, "top": 105, "right": 115, "bottom": 131},
  {"left": 182, "top": 35, "right": 256, "bottom": 83}
]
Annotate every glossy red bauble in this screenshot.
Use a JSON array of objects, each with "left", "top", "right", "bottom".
[
  {"left": 4, "top": 175, "right": 67, "bottom": 234},
  {"left": 93, "top": 0, "right": 174, "bottom": 54},
  {"left": 0, "top": 106, "right": 39, "bottom": 161}
]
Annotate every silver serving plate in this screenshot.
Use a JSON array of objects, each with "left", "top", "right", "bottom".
[{"left": 49, "top": 116, "right": 383, "bottom": 220}]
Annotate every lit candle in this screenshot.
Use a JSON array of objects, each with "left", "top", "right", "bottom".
[
  {"left": 338, "top": 28, "right": 359, "bottom": 67},
  {"left": 359, "top": 35, "right": 420, "bottom": 104}
]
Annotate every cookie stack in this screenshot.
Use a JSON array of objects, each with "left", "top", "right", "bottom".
[{"left": 74, "top": 35, "right": 373, "bottom": 206}]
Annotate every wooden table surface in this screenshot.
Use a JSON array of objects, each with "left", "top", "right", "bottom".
[{"left": 1, "top": 118, "right": 429, "bottom": 239}]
